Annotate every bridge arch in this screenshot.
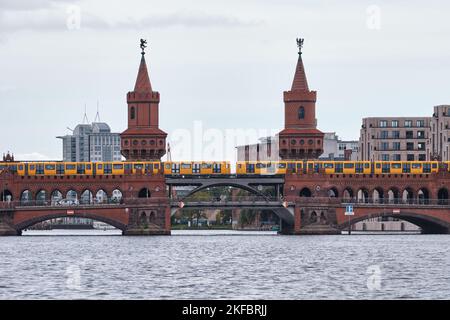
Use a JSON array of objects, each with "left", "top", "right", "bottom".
[
  {"left": 15, "top": 213, "right": 126, "bottom": 233},
  {"left": 20, "top": 189, "right": 33, "bottom": 205},
  {"left": 438, "top": 188, "right": 448, "bottom": 205},
  {"left": 95, "top": 189, "right": 108, "bottom": 203},
  {"left": 372, "top": 187, "right": 384, "bottom": 203},
  {"left": 339, "top": 211, "right": 450, "bottom": 234},
  {"left": 299, "top": 187, "right": 312, "bottom": 197},
  {"left": 36, "top": 189, "right": 47, "bottom": 205},
  {"left": 417, "top": 188, "right": 430, "bottom": 204},
  {"left": 356, "top": 188, "right": 369, "bottom": 203},
  {"left": 342, "top": 187, "right": 354, "bottom": 201},
  {"left": 1, "top": 189, "right": 13, "bottom": 202},
  {"left": 387, "top": 187, "right": 400, "bottom": 204},
  {"left": 80, "top": 189, "right": 94, "bottom": 205},
  {"left": 402, "top": 187, "right": 415, "bottom": 204},
  {"left": 50, "top": 190, "right": 63, "bottom": 205},
  {"left": 328, "top": 187, "right": 338, "bottom": 198},
  {"left": 138, "top": 188, "right": 151, "bottom": 198}
]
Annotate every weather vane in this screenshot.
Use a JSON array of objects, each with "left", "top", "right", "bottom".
[
  {"left": 140, "top": 38, "right": 148, "bottom": 55},
  {"left": 296, "top": 38, "right": 304, "bottom": 54}
]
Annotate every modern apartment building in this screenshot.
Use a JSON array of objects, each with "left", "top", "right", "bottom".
[
  {"left": 359, "top": 117, "right": 431, "bottom": 161},
  {"left": 320, "top": 132, "right": 359, "bottom": 160},
  {"left": 57, "top": 122, "right": 121, "bottom": 162},
  {"left": 429, "top": 105, "right": 450, "bottom": 160}
]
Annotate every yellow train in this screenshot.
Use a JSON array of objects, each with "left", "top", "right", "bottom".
[
  {"left": 0, "top": 160, "right": 444, "bottom": 176},
  {"left": 236, "top": 161, "right": 441, "bottom": 175},
  {"left": 0, "top": 161, "right": 231, "bottom": 176}
]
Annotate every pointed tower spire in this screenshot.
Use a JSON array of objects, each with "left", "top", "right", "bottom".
[
  {"left": 134, "top": 39, "right": 152, "bottom": 93},
  {"left": 291, "top": 38, "right": 309, "bottom": 91}
]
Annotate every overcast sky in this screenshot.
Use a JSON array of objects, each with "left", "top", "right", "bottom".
[{"left": 1, "top": 0, "right": 450, "bottom": 161}]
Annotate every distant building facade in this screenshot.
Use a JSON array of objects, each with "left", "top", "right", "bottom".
[
  {"left": 430, "top": 105, "right": 450, "bottom": 160},
  {"left": 236, "top": 137, "right": 278, "bottom": 162},
  {"left": 57, "top": 122, "right": 121, "bottom": 162},
  {"left": 320, "top": 132, "right": 358, "bottom": 160},
  {"left": 359, "top": 117, "right": 431, "bottom": 161}
]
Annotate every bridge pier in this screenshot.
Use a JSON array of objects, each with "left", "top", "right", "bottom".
[
  {"left": 122, "top": 206, "right": 171, "bottom": 236},
  {"left": 0, "top": 209, "right": 20, "bottom": 236}
]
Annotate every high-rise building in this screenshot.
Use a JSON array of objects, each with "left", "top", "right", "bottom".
[
  {"left": 57, "top": 122, "right": 121, "bottom": 162},
  {"left": 320, "top": 133, "right": 359, "bottom": 160},
  {"left": 430, "top": 105, "right": 450, "bottom": 160},
  {"left": 359, "top": 117, "right": 431, "bottom": 161}
]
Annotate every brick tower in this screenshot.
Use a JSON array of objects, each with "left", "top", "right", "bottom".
[
  {"left": 278, "top": 38, "right": 324, "bottom": 159},
  {"left": 121, "top": 39, "right": 167, "bottom": 161}
]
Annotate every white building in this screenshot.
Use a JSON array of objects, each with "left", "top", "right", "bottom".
[
  {"left": 320, "top": 132, "right": 359, "bottom": 160},
  {"left": 57, "top": 122, "right": 121, "bottom": 162}
]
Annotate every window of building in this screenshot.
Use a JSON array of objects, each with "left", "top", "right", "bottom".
[
  {"left": 298, "top": 106, "right": 305, "bottom": 119},
  {"left": 393, "top": 142, "right": 401, "bottom": 150},
  {"left": 416, "top": 120, "right": 425, "bottom": 127},
  {"left": 392, "top": 120, "right": 399, "bottom": 127},
  {"left": 418, "top": 154, "right": 426, "bottom": 161},
  {"left": 417, "top": 131, "right": 425, "bottom": 138},
  {"left": 392, "top": 131, "right": 400, "bottom": 139},
  {"left": 407, "top": 154, "right": 415, "bottom": 161},
  {"left": 379, "top": 120, "right": 388, "bottom": 127},
  {"left": 405, "top": 120, "right": 412, "bottom": 127},
  {"left": 130, "top": 106, "right": 136, "bottom": 120},
  {"left": 380, "top": 131, "right": 388, "bottom": 139},
  {"left": 406, "top": 131, "right": 414, "bottom": 139},
  {"left": 407, "top": 142, "right": 414, "bottom": 150},
  {"left": 418, "top": 142, "right": 425, "bottom": 151},
  {"left": 381, "top": 142, "right": 389, "bottom": 150},
  {"left": 381, "top": 154, "right": 389, "bottom": 161},
  {"left": 393, "top": 154, "right": 401, "bottom": 161}
]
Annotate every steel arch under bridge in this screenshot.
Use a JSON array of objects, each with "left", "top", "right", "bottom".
[{"left": 165, "top": 175, "right": 295, "bottom": 225}]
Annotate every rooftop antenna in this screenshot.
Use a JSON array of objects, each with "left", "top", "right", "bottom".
[
  {"left": 94, "top": 100, "right": 101, "bottom": 122},
  {"left": 82, "top": 104, "right": 89, "bottom": 124}
]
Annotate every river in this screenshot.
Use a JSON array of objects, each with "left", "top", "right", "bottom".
[{"left": 0, "top": 230, "right": 449, "bottom": 299}]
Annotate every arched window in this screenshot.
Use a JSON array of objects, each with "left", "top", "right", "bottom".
[
  {"left": 298, "top": 106, "right": 305, "bottom": 119},
  {"left": 130, "top": 106, "right": 136, "bottom": 120}
]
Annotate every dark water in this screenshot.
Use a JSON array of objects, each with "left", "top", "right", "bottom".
[{"left": 0, "top": 230, "right": 449, "bottom": 299}]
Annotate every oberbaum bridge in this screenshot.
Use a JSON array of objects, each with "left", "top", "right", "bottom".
[{"left": 1, "top": 38, "right": 450, "bottom": 236}]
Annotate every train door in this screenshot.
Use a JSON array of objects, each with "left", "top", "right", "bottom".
[
  {"left": 25, "top": 163, "right": 29, "bottom": 175},
  {"left": 172, "top": 163, "right": 180, "bottom": 174},
  {"left": 93, "top": 163, "right": 97, "bottom": 175},
  {"left": 355, "top": 163, "right": 363, "bottom": 174},
  {"left": 193, "top": 163, "right": 201, "bottom": 174},
  {"left": 213, "top": 163, "right": 221, "bottom": 174},
  {"left": 246, "top": 163, "right": 255, "bottom": 174}
]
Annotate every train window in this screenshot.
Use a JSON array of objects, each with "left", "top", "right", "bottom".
[
  {"left": 45, "top": 164, "right": 55, "bottom": 170},
  {"left": 364, "top": 163, "right": 370, "bottom": 168},
  {"left": 202, "top": 163, "right": 212, "bottom": 169},
  {"left": 344, "top": 163, "right": 354, "bottom": 169},
  {"left": 165, "top": 164, "right": 171, "bottom": 169},
  {"left": 423, "top": 163, "right": 431, "bottom": 173},
  {"left": 278, "top": 163, "right": 286, "bottom": 169},
  {"left": 238, "top": 164, "right": 242, "bottom": 168},
  {"left": 403, "top": 163, "right": 411, "bottom": 173},
  {"left": 287, "top": 163, "right": 295, "bottom": 169},
  {"left": 256, "top": 163, "right": 266, "bottom": 168},
  {"left": 376, "top": 164, "right": 381, "bottom": 169},
  {"left": 382, "top": 163, "right": 390, "bottom": 173},
  {"left": 324, "top": 163, "right": 334, "bottom": 168},
  {"left": 412, "top": 163, "right": 422, "bottom": 169},
  {"left": 432, "top": 163, "right": 437, "bottom": 169},
  {"left": 66, "top": 164, "right": 76, "bottom": 170},
  {"left": 154, "top": 164, "right": 159, "bottom": 169},
  {"left": 30, "top": 165, "right": 35, "bottom": 170},
  {"left": 97, "top": 164, "right": 103, "bottom": 170},
  {"left": 9, "top": 165, "right": 17, "bottom": 173},
  {"left": 392, "top": 163, "right": 401, "bottom": 169},
  {"left": 335, "top": 163, "right": 343, "bottom": 173},
  {"left": 113, "top": 164, "right": 124, "bottom": 170},
  {"left": 134, "top": 164, "right": 143, "bottom": 170},
  {"left": 18, "top": 165, "right": 24, "bottom": 170},
  {"left": 86, "top": 164, "right": 91, "bottom": 170},
  {"left": 125, "top": 164, "right": 132, "bottom": 170},
  {"left": 181, "top": 163, "right": 192, "bottom": 169}
]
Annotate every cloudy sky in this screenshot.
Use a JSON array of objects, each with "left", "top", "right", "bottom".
[{"left": 1, "top": 0, "right": 449, "bottom": 161}]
